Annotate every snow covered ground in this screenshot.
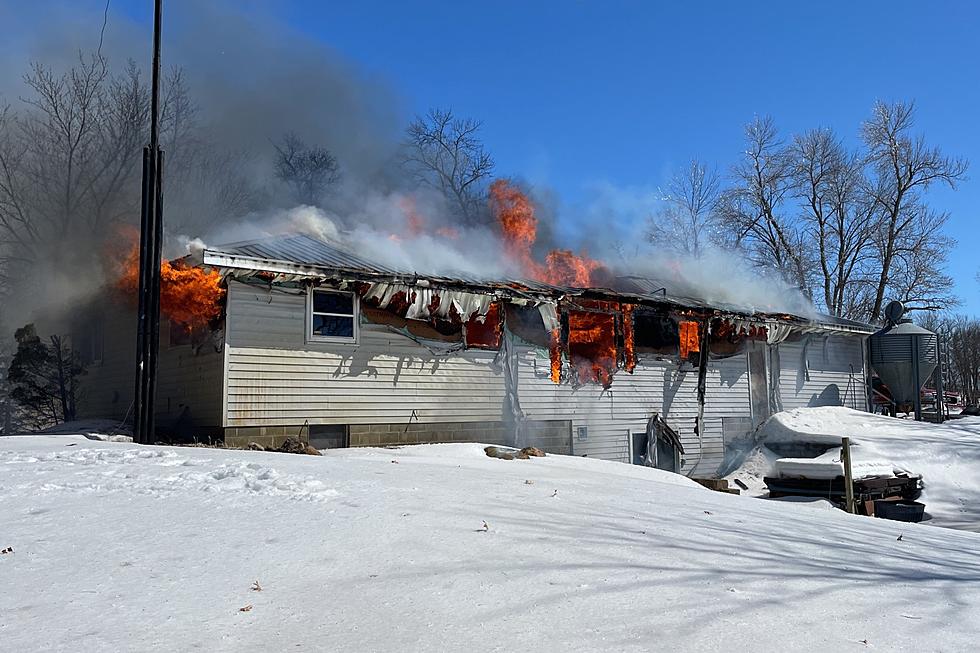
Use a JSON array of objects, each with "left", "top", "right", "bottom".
[
  {"left": 2, "top": 435, "right": 980, "bottom": 651},
  {"left": 727, "top": 407, "right": 980, "bottom": 532}
]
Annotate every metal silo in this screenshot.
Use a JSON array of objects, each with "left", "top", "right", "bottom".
[{"left": 868, "top": 301, "right": 939, "bottom": 420}]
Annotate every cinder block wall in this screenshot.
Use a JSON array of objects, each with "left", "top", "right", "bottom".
[
  {"left": 224, "top": 419, "right": 572, "bottom": 454},
  {"left": 224, "top": 425, "right": 309, "bottom": 449},
  {"left": 349, "top": 419, "right": 570, "bottom": 452}
]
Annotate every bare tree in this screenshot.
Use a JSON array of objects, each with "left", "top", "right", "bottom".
[
  {"left": 924, "top": 314, "right": 980, "bottom": 406},
  {"left": 879, "top": 207, "right": 958, "bottom": 313},
  {"left": 403, "top": 108, "right": 494, "bottom": 223},
  {"left": 273, "top": 132, "right": 340, "bottom": 206},
  {"left": 646, "top": 159, "right": 721, "bottom": 256},
  {"left": 861, "top": 101, "right": 967, "bottom": 321},
  {"left": 718, "top": 116, "right": 812, "bottom": 294},
  {"left": 790, "top": 129, "right": 879, "bottom": 317},
  {"left": 0, "top": 53, "right": 256, "bottom": 308},
  {"left": 0, "top": 56, "right": 177, "bottom": 290}
]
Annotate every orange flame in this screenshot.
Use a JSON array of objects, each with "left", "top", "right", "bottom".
[
  {"left": 621, "top": 304, "right": 636, "bottom": 373},
  {"left": 567, "top": 310, "right": 618, "bottom": 388},
  {"left": 543, "top": 249, "right": 601, "bottom": 287},
  {"left": 549, "top": 327, "right": 562, "bottom": 383},
  {"left": 397, "top": 195, "right": 425, "bottom": 237},
  {"left": 489, "top": 179, "right": 541, "bottom": 276},
  {"left": 115, "top": 240, "right": 225, "bottom": 330},
  {"left": 679, "top": 320, "right": 700, "bottom": 359},
  {"left": 464, "top": 302, "right": 503, "bottom": 349},
  {"left": 489, "top": 179, "right": 607, "bottom": 287}
]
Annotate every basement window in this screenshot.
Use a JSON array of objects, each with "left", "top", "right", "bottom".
[{"left": 307, "top": 288, "right": 358, "bottom": 344}]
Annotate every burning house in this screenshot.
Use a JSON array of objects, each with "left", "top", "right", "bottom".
[{"left": 73, "top": 218, "right": 873, "bottom": 476}]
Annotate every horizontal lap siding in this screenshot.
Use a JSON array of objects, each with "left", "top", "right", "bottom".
[
  {"left": 516, "top": 349, "right": 749, "bottom": 475},
  {"left": 225, "top": 282, "right": 506, "bottom": 426},
  {"left": 76, "top": 303, "right": 223, "bottom": 427},
  {"left": 225, "top": 281, "right": 752, "bottom": 474},
  {"left": 778, "top": 335, "right": 867, "bottom": 411}
]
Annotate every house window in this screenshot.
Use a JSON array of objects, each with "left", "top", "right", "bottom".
[
  {"left": 308, "top": 288, "right": 358, "bottom": 343},
  {"left": 169, "top": 320, "right": 206, "bottom": 348},
  {"left": 73, "top": 314, "right": 104, "bottom": 366}
]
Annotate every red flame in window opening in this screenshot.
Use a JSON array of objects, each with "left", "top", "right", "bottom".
[{"left": 566, "top": 310, "right": 619, "bottom": 389}]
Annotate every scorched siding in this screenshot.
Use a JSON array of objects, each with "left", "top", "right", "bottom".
[
  {"left": 75, "top": 302, "right": 224, "bottom": 428},
  {"left": 516, "top": 351, "right": 749, "bottom": 475},
  {"left": 224, "top": 280, "right": 752, "bottom": 475}
]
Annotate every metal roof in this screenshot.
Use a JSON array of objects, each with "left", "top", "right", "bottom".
[
  {"left": 200, "top": 233, "right": 875, "bottom": 333},
  {"left": 207, "top": 233, "right": 403, "bottom": 276}
]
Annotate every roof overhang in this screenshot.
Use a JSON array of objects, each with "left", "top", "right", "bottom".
[{"left": 201, "top": 248, "right": 874, "bottom": 336}]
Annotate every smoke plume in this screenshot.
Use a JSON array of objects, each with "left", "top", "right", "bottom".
[{"left": 0, "top": 0, "right": 817, "bottom": 332}]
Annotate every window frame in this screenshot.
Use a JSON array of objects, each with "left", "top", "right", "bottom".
[
  {"left": 306, "top": 287, "right": 359, "bottom": 345},
  {"left": 72, "top": 313, "right": 105, "bottom": 366}
]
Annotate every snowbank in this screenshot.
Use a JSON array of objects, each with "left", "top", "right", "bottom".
[
  {"left": 2, "top": 436, "right": 980, "bottom": 651},
  {"left": 35, "top": 419, "right": 133, "bottom": 441},
  {"left": 730, "top": 407, "right": 980, "bottom": 531}
]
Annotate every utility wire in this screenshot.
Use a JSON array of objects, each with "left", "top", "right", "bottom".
[{"left": 97, "top": 0, "right": 111, "bottom": 61}]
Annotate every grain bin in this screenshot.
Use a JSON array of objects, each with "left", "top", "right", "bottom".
[{"left": 868, "top": 301, "right": 938, "bottom": 419}]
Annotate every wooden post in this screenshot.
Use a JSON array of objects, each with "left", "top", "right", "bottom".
[{"left": 841, "top": 437, "right": 855, "bottom": 514}]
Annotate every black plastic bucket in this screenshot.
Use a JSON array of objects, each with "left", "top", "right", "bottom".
[{"left": 874, "top": 500, "right": 925, "bottom": 523}]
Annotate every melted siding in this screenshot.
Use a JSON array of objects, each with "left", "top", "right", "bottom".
[{"left": 225, "top": 281, "right": 749, "bottom": 475}]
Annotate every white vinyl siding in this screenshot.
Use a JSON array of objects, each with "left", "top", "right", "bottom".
[
  {"left": 223, "top": 281, "right": 756, "bottom": 476},
  {"left": 776, "top": 335, "right": 867, "bottom": 411},
  {"left": 75, "top": 302, "right": 224, "bottom": 427}
]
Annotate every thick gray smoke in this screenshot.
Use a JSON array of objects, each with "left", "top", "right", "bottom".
[
  {"left": 0, "top": 0, "right": 413, "bottom": 326},
  {"left": 0, "top": 0, "right": 816, "bottom": 330}
]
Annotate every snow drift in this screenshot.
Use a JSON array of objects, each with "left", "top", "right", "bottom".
[
  {"left": 2, "top": 435, "right": 980, "bottom": 651},
  {"left": 729, "top": 406, "right": 980, "bottom": 531}
]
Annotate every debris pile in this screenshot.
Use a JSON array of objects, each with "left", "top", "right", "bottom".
[{"left": 485, "top": 445, "right": 547, "bottom": 460}]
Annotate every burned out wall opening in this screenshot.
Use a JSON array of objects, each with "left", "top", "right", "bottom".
[
  {"left": 463, "top": 302, "right": 502, "bottom": 349},
  {"left": 709, "top": 318, "right": 769, "bottom": 358},
  {"left": 633, "top": 311, "right": 680, "bottom": 356},
  {"left": 678, "top": 320, "right": 701, "bottom": 363},
  {"left": 504, "top": 304, "right": 551, "bottom": 348},
  {"left": 566, "top": 309, "right": 619, "bottom": 388}
]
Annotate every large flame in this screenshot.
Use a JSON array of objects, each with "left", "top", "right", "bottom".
[
  {"left": 567, "top": 310, "right": 618, "bottom": 388},
  {"left": 115, "top": 239, "right": 225, "bottom": 330},
  {"left": 489, "top": 179, "right": 606, "bottom": 287},
  {"left": 489, "top": 179, "right": 540, "bottom": 275}
]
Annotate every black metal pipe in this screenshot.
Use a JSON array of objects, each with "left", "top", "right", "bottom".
[
  {"left": 145, "top": 148, "right": 165, "bottom": 442},
  {"left": 134, "top": 147, "right": 151, "bottom": 443},
  {"left": 149, "top": 0, "right": 162, "bottom": 154},
  {"left": 134, "top": 0, "right": 164, "bottom": 445}
]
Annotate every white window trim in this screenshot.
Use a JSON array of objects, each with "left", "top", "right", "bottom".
[{"left": 306, "top": 287, "right": 359, "bottom": 345}]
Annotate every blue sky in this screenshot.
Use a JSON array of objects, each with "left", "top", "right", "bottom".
[
  {"left": 283, "top": 1, "right": 980, "bottom": 312},
  {"left": 5, "top": 1, "right": 979, "bottom": 313}
]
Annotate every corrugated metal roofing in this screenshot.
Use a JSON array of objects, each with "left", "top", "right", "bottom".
[
  {"left": 208, "top": 234, "right": 403, "bottom": 276},
  {"left": 203, "top": 233, "right": 875, "bottom": 332}
]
